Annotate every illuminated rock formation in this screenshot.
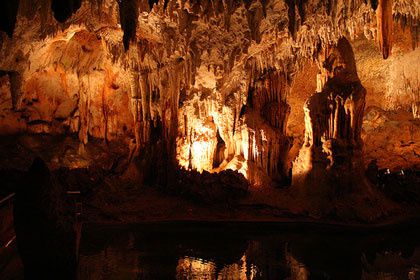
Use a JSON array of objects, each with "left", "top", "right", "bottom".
[
  {"left": 376, "top": 0, "right": 394, "bottom": 59},
  {"left": 0, "top": 0, "right": 418, "bottom": 188},
  {"left": 176, "top": 65, "right": 291, "bottom": 186},
  {"left": 293, "top": 37, "right": 366, "bottom": 190},
  {"left": 231, "top": 69, "right": 292, "bottom": 186}
]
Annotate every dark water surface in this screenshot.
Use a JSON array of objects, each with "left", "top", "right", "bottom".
[{"left": 78, "top": 222, "right": 420, "bottom": 280}]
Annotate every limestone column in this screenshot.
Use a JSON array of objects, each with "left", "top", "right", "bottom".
[{"left": 293, "top": 37, "right": 366, "bottom": 191}]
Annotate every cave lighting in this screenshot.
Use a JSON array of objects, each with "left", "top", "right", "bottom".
[{"left": 191, "top": 140, "right": 213, "bottom": 173}]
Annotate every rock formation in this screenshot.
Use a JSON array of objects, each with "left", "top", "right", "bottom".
[
  {"left": 377, "top": 0, "right": 394, "bottom": 59},
  {"left": 293, "top": 37, "right": 366, "bottom": 191},
  {"left": 0, "top": 0, "right": 418, "bottom": 188}
]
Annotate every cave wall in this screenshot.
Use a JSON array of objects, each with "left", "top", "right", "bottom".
[
  {"left": 288, "top": 22, "right": 420, "bottom": 172},
  {"left": 0, "top": 0, "right": 419, "bottom": 186}
]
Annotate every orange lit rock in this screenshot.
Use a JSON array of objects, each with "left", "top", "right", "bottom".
[
  {"left": 0, "top": 0, "right": 418, "bottom": 186},
  {"left": 234, "top": 69, "right": 292, "bottom": 186},
  {"left": 376, "top": 0, "right": 394, "bottom": 59},
  {"left": 293, "top": 37, "right": 366, "bottom": 190},
  {"left": 0, "top": 74, "right": 26, "bottom": 134}
]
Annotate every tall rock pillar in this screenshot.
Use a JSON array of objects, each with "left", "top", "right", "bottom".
[{"left": 293, "top": 37, "right": 366, "bottom": 191}]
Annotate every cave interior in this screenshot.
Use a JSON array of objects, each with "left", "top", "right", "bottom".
[
  {"left": 0, "top": 0, "right": 420, "bottom": 278},
  {"left": 0, "top": 0, "right": 419, "bottom": 252}
]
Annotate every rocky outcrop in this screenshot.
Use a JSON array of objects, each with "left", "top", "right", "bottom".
[
  {"left": 172, "top": 169, "right": 249, "bottom": 203},
  {"left": 176, "top": 66, "right": 292, "bottom": 186},
  {"left": 363, "top": 106, "right": 420, "bottom": 170}
]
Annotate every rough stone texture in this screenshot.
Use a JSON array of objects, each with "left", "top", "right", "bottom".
[
  {"left": 353, "top": 27, "right": 420, "bottom": 170},
  {"left": 293, "top": 37, "right": 367, "bottom": 190},
  {"left": 0, "top": 0, "right": 418, "bottom": 188},
  {"left": 287, "top": 24, "right": 420, "bottom": 174}
]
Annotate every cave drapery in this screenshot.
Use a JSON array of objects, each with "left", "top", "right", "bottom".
[{"left": 0, "top": 0, "right": 419, "bottom": 188}]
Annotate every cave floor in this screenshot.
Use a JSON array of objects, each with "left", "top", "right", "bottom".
[
  {"left": 83, "top": 180, "right": 420, "bottom": 227},
  {"left": 1, "top": 134, "right": 419, "bottom": 227}
]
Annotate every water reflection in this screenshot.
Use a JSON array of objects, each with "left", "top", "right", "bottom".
[
  {"left": 78, "top": 224, "right": 420, "bottom": 280},
  {"left": 177, "top": 257, "right": 217, "bottom": 279},
  {"left": 176, "top": 254, "right": 259, "bottom": 280}
]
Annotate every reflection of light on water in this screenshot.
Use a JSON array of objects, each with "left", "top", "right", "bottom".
[
  {"left": 218, "top": 254, "right": 258, "bottom": 280},
  {"left": 361, "top": 251, "right": 420, "bottom": 280},
  {"left": 409, "top": 268, "right": 420, "bottom": 280},
  {"left": 177, "top": 256, "right": 217, "bottom": 280},
  {"left": 286, "top": 253, "right": 309, "bottom": 280},
  {"left": 176, "top": 255, "right": 259, "bottom": 280}
]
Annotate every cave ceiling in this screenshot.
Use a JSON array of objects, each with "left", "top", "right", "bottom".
[{"left": 0, "top": 0, "right": 419, "bottom": 186}]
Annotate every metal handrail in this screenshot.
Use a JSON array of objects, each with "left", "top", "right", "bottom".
[
  {"left": 67, "top": 191, "right": 81, "bottom": 195},
  {"left": 1, "top": 191, "right": 82, "bottom": 249},
  {"left": 0, "top": 193, "right": 16, "bottom": 249},
  {"left": 0, "top": 191, "right": 80, "bottom": 206},
  {"left": 0, "top": 193, "right": 15, "bottom": 206}
]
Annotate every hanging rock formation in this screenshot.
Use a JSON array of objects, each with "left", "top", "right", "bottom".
[
  {"left": 376, "top": 0, "right": 394, "bottom": 59},
  {"left": 0, "top": 0, "right": 418, "bottom": 188}
]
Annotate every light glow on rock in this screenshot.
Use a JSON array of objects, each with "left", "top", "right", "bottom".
[{"left": 191, "top": 140, "right": 213, "bottom": 173}]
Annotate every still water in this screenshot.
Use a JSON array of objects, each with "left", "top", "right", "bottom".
[{"left": 78, "top": 223, "right": 420, "bottom": 280}]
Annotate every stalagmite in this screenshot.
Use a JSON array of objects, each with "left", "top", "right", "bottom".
[
  {"left": 236, "top": 69, "right": 292, "bottom": 186},
  {"left": 0, "top": 0, "right": 418, "bottom": 190},
  {"left": 293, "top": 37, "right": 366, "bottom": 190}
]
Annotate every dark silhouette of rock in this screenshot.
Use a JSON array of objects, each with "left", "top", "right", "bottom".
[
  {"left": 13, "top": 157, "right": 77, "bottom": 279},
  {"left": 172, "top": 169, "right": 249, "bottom": 204}
]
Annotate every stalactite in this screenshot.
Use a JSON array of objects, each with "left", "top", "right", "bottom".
[
  {"left": 285, "top": 0, "right": 301, "bottom": 40},
  {"left": 238, "top": 68, "right": 292, "bottom": 185},
  {"left": 7, "top": 71, "right": 22, "bottom": 109},
  {"left": 296, "top": 0, "right": 307, "bottom": 23},
  {"left": 77, "top": 75, "right": 90, "bottom": 146},
  {"left": 377, "top": 0, "right": 393, "bottom": 59},
  {"left": 129, "top": 72, "right": 141, "bottom": 155},
  {"left": 118, "top": 0, "right": 139, "bottom": 50},
  {"left": 0, "top": 0, "right": 419, "bottom": 190},
  {"left": 246, "top": 0, "right": 264, "bottom": 43}
]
